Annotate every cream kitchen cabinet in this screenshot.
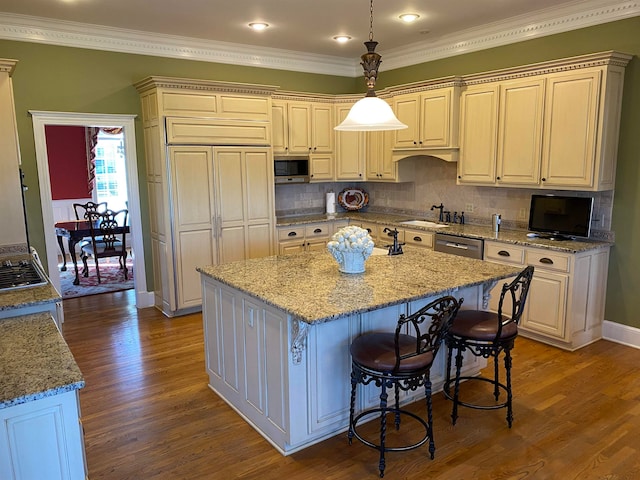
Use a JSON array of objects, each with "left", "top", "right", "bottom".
[
  {"left": 539, "top": 65, "right": 625, "bottom": 191},
  {"left": 309, "top": 154, "right": 334, "bottom": 182},
  {"left": 484, "top": 240, "right": 610, "bottom": 350},
  {"left": 272, "top": 99, "right": 334, "bottom": 155},
  {"left": 277, "top": 222, "right": 331, "bottom": 255},
  {"left": 458, "top": 51, "right": 630, "bottom": 191},
  {"left": 457, "top": 84, "right": 499, "bottom": 185},
  {"left": 495, "top": 78, "right": 545, "bottom": 186},
  {"left": 393, "top": 86, "right": 459, "bottom": 150},
  {"left": 401, "top": 228, "right": 434, "bottom": 249},
  {"left": 366, "top": 130, "right": 415, "bottom": 182},
  {"left": 334, "top": 103, "right": 365, "bottom": 181},
  {"left": 0, "top": 59, "right": 28, "bottom": 248},
  {"left": 136, "top": 77, "right": 277, "bottom": 316},
  {"left": 458, "top": 78, "right": 545, "bottom": 186},
  {"left": 170, "top": 146, "right": 275, "bottom": 311}
]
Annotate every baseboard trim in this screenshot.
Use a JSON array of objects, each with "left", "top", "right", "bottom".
[
  {"left": 135, "top": 290, "right": 155, "bottom": 309},
  {"left": 602, "top": 320, "right": 640, "bottom": 349}
]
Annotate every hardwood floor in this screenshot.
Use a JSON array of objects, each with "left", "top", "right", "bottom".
[{"left": 61, "top": 290, "right": 640, "bottom": 479}]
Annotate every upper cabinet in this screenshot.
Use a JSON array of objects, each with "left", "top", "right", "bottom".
[
  {"left": 272, "top": 97, "right": 334, "bottom": 155},
  {"left": 393, "top": 86, "right": 459, "bottom": 150},
  {"left": 0, "top": 59, "right": 28, "bottom": 248},
  {"left": 458, "top": 51, "right": 631, "bottom": 191},
  {"left": 335, "top": 102, "right": 365, "bottom": 181}
]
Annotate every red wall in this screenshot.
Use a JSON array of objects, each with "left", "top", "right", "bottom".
[{"left": 46, "top": 125, "right": 91, "bottom": 200}]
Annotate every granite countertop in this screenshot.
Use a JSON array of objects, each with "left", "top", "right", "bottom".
[
  {"left": 198, "top": 247, "right": 522, "bottom": 324},
  {"left": 0, "top": 313, "right": 84, "bottom": 409},
  {"left": 276, "top": 212, "right": 612, "bottom": 254},
  {"left": 0, "top": 282, "right": 62, "bottom": 312},
  {"left": 0, "top": 252, "right": 61, "bottom": 312}
]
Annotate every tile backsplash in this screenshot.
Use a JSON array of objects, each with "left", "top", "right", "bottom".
[{"left": 275, "top": 156, "right": 614, "bottom": 241}]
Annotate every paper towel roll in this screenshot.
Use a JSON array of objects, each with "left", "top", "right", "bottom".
[{"left": 326, "top": 192, "right": 336, "bottom": 214}]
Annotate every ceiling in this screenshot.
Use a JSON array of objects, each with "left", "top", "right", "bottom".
[{"left": 0, "top": 0, "right": 637, "bottom": 75}]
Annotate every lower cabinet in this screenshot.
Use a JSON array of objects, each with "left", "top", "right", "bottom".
[
  {"left": 484, "top": 241, "right": 610, "bottom": 350},
  {"left": 201, "top": 275, "right": 484, "bottom": 454},
  {"left": 0, "top": 390, "right": 86, "bottom": 480},
  {"left": 277, "top": 222, "right": 331, "bottom": 254},
  {"left": 401, "top": 228, "right": 434, "bottom": 248}
]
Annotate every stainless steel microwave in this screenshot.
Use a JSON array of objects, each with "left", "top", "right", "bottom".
[{"left": 274, "top": 156, "right": 310, "bottom": 184}]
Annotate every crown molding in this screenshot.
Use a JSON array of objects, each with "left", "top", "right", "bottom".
[
  {"left": 0, "top": 0, "right": 638, "bottom": 77},
  {"left": 380, "top": 0, "right": 640, "bottom": 71},
  {"left": 0, "top": 13, "right": 358, "bottom": 77}
]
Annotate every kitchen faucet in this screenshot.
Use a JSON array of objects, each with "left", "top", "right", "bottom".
[
  {"left": 431, "top": 203, "right": 444, "bottom": 223},
  {"left": 383, "top": 227, "right": 404, "bottom": 255}
]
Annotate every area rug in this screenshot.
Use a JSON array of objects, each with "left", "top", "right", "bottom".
[{"left": 60, "top": 259, "right": 133, "bottom": 299}]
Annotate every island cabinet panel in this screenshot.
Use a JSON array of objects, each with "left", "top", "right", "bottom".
[{"left": 0, "top": 390, "right": 87, "bottom": 480}]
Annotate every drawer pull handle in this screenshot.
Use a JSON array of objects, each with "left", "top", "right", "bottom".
[
  {"left": 413, "top": 236, "right": 422, "bottom": 242},
  {"left": 539, "top": 257, "right": 554, "bottom": 265},
  {"left": 313, "top": 228, "right": 322, "bottom": 233},
  {"left": 498, "top": 250, "right": 511, "bottom": 257},
  {"left": 287, "top": 231, "right": 297, "bottom": 237}
]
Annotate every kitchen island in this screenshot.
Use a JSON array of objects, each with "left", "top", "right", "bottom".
[
  {"left": 198, "top": 247, "right": 522, "bottom": 454},
  {"left": 0, "top": 312, "right": 86, "bottom": 479}
]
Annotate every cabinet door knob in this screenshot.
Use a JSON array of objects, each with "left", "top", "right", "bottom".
[
  {"left": 496, "top": 176, "right": 501, "bottom": 180},
  {"left": 458, "top": 175, "right": 462, "bottom": 179},
  {"left": 539, "top": 257, "right": 554, "bottom": 264},
  {"left": 287, "top": 231, "right": 297, "bottom": 237},
  {"left": 541, "top": 178, "right": 546, "bottom": 182},
  {"left": 498, "top": 250, "right": 510, "bottom": 257}
]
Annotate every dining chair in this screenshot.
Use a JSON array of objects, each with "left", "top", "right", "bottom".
[
  {"left": 80, "top": 209, "right": 129, "bottom": 283},
  {"left": 73, "top": 201, "right": 108, "bottom": 220}
]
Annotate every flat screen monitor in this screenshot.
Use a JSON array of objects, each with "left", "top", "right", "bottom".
[{"left": 528, "top": 194, "right": 593, "bottom": 240}]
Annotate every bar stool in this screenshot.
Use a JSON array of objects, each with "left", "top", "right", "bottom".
[
  {"left": 444, "top": 266, "right": 534, "bottom": 427},
  {"left": 348, "top": 295, "right": 462, "bottom": 477}
]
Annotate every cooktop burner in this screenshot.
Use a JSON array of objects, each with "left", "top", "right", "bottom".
[{"left": 0, "top": 259, "right": 48, "bottom": 291}]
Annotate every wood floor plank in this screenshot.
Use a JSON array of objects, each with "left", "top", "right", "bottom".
[{"left": 61, "top": 290, "right": 640, "bottom": 479}]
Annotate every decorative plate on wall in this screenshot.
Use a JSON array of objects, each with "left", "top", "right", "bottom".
[{"left": 338, "top": 188, "right": 369, "bottom": 211}]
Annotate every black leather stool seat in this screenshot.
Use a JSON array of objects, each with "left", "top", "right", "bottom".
[{"left": 350, "top": 333, "right": 435, "bottom": 374}]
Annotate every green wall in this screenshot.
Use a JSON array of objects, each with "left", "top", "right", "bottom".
[{"left": 0, "top": 16, "right": 638, "bottom": 327}]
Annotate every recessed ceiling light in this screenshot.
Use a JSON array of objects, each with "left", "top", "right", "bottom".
[
  {"left": 333, "top": 35, "right": 352, "bottom": 44},
  {"left": 248, "top": 22, "right": 269, "bottom": 31},
  {"left": 399, "top": 13, "right": 420, "bottom": 23}
]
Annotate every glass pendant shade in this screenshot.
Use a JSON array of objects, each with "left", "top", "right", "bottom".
[
  {"left": 334, "top": 95, "right": 407, "bottom": 131},
  {"left": 334, "top": 0, "right": 407, "bottom": 131}
]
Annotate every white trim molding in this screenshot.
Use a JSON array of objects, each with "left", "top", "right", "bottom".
[
  {"left": 0, "top": 0, "right": 638, "bottom": 76},
  {"left": 30, "top": 111, "right": 154, "bottom": 309},
  {"left": 602, "top": 320, "right": 640, "bottom": 349}
]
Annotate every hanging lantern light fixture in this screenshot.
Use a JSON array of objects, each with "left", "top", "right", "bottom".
[{"left": 335, "top": 0, "right": 407, "bottom": 131}]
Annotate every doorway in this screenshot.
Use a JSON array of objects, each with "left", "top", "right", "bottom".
[{"left": 31, "top": 111, "right": 152, "bottom": 309}]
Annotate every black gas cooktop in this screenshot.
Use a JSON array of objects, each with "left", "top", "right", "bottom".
[{"left": 0, "top": 258, "right": 48, "bottom": 291}]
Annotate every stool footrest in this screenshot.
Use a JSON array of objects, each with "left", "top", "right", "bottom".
[
  {"left": 443, "top": 375, "right": 509, "bottom": 410},
  {"left": 351, "top": 407, "right": 430, "bottom": 453}
]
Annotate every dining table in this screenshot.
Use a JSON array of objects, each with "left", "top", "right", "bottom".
[{"left": 55, "top": 220, "right": 130, "bottom": 286}]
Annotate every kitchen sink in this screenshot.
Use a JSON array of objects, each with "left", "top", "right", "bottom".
[
  {"left": 371, "top": 247, "right": 389, "bottom": 256},
  {"left": 399, "top": 220, "right": 449, "bottom": 228}
]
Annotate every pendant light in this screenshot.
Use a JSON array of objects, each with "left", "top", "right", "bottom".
[{"left": 335, "top": 0, "right": 407, "bottom": 131}]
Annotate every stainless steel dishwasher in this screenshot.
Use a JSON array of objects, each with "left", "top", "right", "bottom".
[{"left": 433, "top": 233, "right": 484, "bottom": 259}]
